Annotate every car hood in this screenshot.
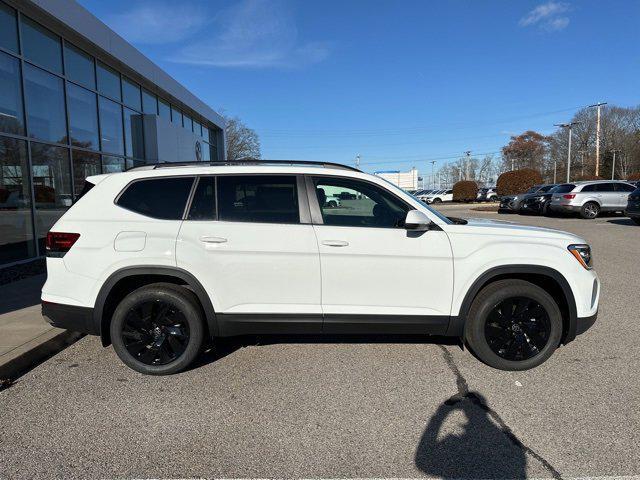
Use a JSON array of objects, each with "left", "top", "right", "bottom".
[{"left": 448, "top": 217, "right": 585, "bottom": 242}]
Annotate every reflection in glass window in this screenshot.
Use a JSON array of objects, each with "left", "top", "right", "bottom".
[
  {"left": 171, "top": 106, "right": 182, "bottom": 126},
  {"left": 102, "top": 155, "right": 126, "bottom": 173},
  {"left": 0, "top": 51, "right": 25, "bottom": 135},
  {"left": 24, "top": 64, "right": 67, "bottom": 143},
  {"left": 72, "top": 149, "right": 101, "bottom": 197},
  {"left": 201, "top": 141, "right": 210, "bottom": 161},
  {"left": 202, "top": 126, "right": 210, "bottom": 142},
  {"left": 122, "top": 77, "right": 141, "bottom": 111},
  {"left": 0, "top": 136, "right": 35, "bottom": 262},
  {"left": 126, "top": 158, "right": 145, "bottom": 170},
  {"left": 217, "top": 175, "right": 299, "bottom": 224},
  {"left": 158, "top": 98, "right": 170, "bottom": 120},
  {"left": 97, "top": 62, "right": 121, "bottom": 100},
  {"left": 142, "top": 89, "right": 157, "bottom": 114},
  {"left": 21, "top": 16, "right": 63, "bottom": 74},
  {"left": 124, "top": 108, "right": 145, "bottom": 159},
  {"left": 193, "top": 121, "right": 202, "bottom": 137},
  {"left": 31, "top": 143, "right": 72, "bottom": 251},
  {"left": 0, "top": 2, "right": 18, "bottom": 53},
  {"left": 313, "top": 177, "right": 408, "bottom": 228},
  {"left": 64, "top": 43, "right": 95, "bottom": 89},
  {"left": 184, "top": 115, "right": 193, "bottom": 132},
  {"left": 67, "top": 83, "right": 99, "bottom": 149},
  {"left": 98, "top": 96, "right": 124, "bottom": 155}
]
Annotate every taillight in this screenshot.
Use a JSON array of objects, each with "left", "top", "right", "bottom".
[
  {"left": 46, "top": 232, "right": 80, "bottom": 257},
  {"left": 563, "top": 194, "right": 576, "bottom": 199}
]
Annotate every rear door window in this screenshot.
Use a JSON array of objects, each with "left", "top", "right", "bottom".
[
  {"left": 216, "top": 175, "right": 300, "bottom": 224},
  {"left": 116, "top": 177, "right": 195, "bottom": 219}
]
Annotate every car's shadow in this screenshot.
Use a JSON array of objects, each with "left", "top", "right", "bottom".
[
  {"left": 607, "top": 218, "right": 638, "bottom": 226},
  {"left": 190, "top": 334, "right": 461, "bottom": 370}
]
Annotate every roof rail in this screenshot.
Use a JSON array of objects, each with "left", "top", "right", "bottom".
[{"left": 145, "top": 159, "right": 361, "bottom": 172}]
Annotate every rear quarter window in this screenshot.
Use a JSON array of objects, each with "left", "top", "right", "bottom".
[
  {"left": 553, "top": 184, "right": 576, "bottom": 193},
  {"left": 116, "top": 177, "right": 195, "bottom": 219}
]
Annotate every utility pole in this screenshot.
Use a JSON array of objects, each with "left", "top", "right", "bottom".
[
  {"left": 464, "top": 151, "right": 471, "bottom": 180},
  {"left": 553, "top": 161, "right": 557, "bottom": 183},
  {"left": 577, "top": 150, "right": 586, "bottom": 177},
  {"left": 611, "top": 149, "right": 620, "bottom": 180},
  {"left": 555, "top": 122, "right": 579, "bottom": 183},
  {"left": 430, "top": 160, "right": 436, "bottom": 188},
  {"left": 355, "top": 154, "right": 360, "bottom": 169},
  {"left": 588, "top": 102, "right": 607, "bottom": 177}
]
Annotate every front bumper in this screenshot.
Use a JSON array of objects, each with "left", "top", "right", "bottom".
[
  {"left": 575, "top": 311, "right": 598, "bottom": 336},
  {"left": 42, "top": 301, "right": 97, "bottom": 335}
]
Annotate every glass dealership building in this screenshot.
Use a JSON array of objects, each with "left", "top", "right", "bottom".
[{"left": 0, "top": 0, "right": 226, "bottom": 266}]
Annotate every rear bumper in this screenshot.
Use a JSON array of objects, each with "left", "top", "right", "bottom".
[
  {"left": 549, "top": 203, "right": 581, "bottom": 213},
  {"left": 42, "top": 301, "right": 97, "bottom": 335}
]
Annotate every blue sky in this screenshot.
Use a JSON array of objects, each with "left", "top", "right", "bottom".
[{"left": 78, "top": 0, "right": 639, "bottom": 173}]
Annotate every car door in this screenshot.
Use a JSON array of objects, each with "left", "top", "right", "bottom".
[
  {"left": 308, "top": 175, "right": 454, "bottom": 334},
  {"left": 176, "top": 174, "right": 322, "bottom": 334},
  {"left": 614, "top": 182, "right": 635, "bottom": 208},
  {"left": 597, "top": 183, "right": 619, "bottom": 210}
]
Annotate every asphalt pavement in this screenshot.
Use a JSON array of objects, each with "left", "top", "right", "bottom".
[{"left": 1, "top": 205, "right": 638, "bottom": 479}]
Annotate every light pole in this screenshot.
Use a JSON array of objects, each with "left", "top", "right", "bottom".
[
  {"left": 553, "top": 161, "right": 557, "bottom": 183},
  {"left": 611, "top": 149, "right": 620, "bottom": 180},
  {"left": 577, "top": 150, "right": 586, "bottom": 177},
  {"left": 464, "top": 151, "right": 471, "bottom": 180},
  {"left": 555, "top": 122, "right": 579, "bottom": 183},
  {"left": 430, "top": 160, "right": 436, "bottom": 188},
  {"left": 588, "top": 102, "right": 607, "bottom": 176}
]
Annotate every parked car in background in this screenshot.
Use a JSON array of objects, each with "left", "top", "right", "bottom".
[
  {"left": 413, "top": 189, "right": 432, "bottom": 197},
  {"left": 625, "top": 186, "right": 640, "bottom": 225},
  {"left": 422, "top": 189, "right": 453, "bottom": 204},
  {"left": 549, "top": 180, "right": 636, "bottom": 219},
  {"left": 499, "top": 184, "right": 556, "bottom": 213},
  {"left": 521, "top": 184, "right": 568, "bottom": 215},
  {"left": 477, "top": 187, "right": 498, "bottom": 202}
]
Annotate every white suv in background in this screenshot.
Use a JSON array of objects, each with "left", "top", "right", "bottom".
[
  {"left": 549, "top": 180, "right": 636, "bottom": 219},
  {"left": 42, "top": 161, "right": 599, "bottom": 375},
  {"left": 420, "top": 189, "right": 453, "bottom": 204}
]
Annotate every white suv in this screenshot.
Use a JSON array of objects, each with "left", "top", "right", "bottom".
[{"left": 42, "top": 161, "right": 599, "bottom": 374}]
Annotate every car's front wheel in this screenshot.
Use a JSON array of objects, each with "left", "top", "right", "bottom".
[
  {"left": 110, "top": 283, "right": 204, "bottom": 375},
  {"left": 432, "top": 198, "right": 442, "bottom": 203},
  {"left": 464, "top": 279, "right": 562, "bottom": 371}
]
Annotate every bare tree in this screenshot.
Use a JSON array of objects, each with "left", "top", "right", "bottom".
[{"left": 223, "top": 115, "right": 261, "bottom": 161}]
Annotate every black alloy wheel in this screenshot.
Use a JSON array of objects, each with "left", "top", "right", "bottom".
[
  {"left": 484, "top": 297, "right": 551, "bottom": 361},
  {"left": 121, "top": 299, "right": 190, "bottom": 366}
]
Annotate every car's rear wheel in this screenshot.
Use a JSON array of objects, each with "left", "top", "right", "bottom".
[
  {"left": 110, "top": 283, "right": 204, "bottom": 375},
  {"left": 432, "top": 198, "right": 442, "bottom": 203},
  {"left": 580, "top": 201, "right": 600, "bottom": 219},
  {"left": 464, "top": 280, "right": 562, "bottom": 371}
]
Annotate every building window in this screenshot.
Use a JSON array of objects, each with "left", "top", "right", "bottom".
[
  {"left": 171, "top": 105, "right": 182, "bottom": 126},
  {"left": 72, "top": 149, "right": 101, "bottom": 197},
  {"left": 126, "top": 158, "right": 145, "bottom": 170},
  {"left": 96, "top": 61, "right": 121, "bottom": 101},
  {"left": 193, "top": 121, "right": 202, "bottom": 137},
  {"left": 122, "top": 77, "right": 141, "bottom": 111},
  {"left": 67, "top": 83, "right": 99, "bottom": 150},
  {"left": 31, "top": 142, "right": 72, "bottom": 251},
  {"left": 23, "top": 63, "right": 67, "bottom": 144},
  {"left": 0, "top": 2, "right": 18, "bottom": 54},
  {"left": 201, "top": 142, "right": 210, "bottom": 161},
  {"left": 20, "top": 16, "right": 63, "bottom": 74},
  {"left": 0, "top": 136, "right": 35, "bottom": 263},
  {"left": 184, "top": 115, "right": 193, "bottom": 132},
  {"left": 64, "top": 43, "right": 95, "bottom": 89},
  {"left": 0, "top": 51, "right": 25, "bottom": 135},
  {"left": 102, "top": 155, "right": 125, "bottom": 173},
  {"left": 124, "top": 107, "right": 144, "bottom": 159},
  {"left": 98, "top": 96, "right": 124, "bottom": 155},
  {"left": 158, "top": 98, "right": 170, "bottom": 120},
  {"left": 202, "top": 126, "right": 210, "bottom": 143},
  {"left": 142, "top": 89, "right": 157, "bottom": 115}
]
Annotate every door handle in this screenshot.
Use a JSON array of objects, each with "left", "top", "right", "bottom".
[
  {"left": 200, "top": 236, "right": 227, "bottom": 244},
  {"left": 322, "top": 240, "right": 349, "bottom": 247}
]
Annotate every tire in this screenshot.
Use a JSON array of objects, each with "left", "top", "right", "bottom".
[
  {"left": 580, "top": 202, "right": 600, "bottom": 219},
  {"left": 432, "top": 198, "right": 442, "bottom": 203},
  {"left": 110, "top": 283, "right": 205, "bottom": 375},
  {"left": 327, "top": 200, "right": 337, "bottom": 208},
  {"left": 632, "top": 217, "right": 640, "bottom": 225},
  {"left": 464, "top": 279, "right": 562, "bottom": 371},
  {"left": 541, "top": 202, "right": 550, "bottom": 216}
]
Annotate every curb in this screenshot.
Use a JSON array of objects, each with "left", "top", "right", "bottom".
[{"left": 0, "top": 329, "right": 84, "bottom": 382}]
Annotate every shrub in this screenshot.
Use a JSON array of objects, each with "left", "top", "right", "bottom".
[
  {"left": 496, "top": 168, "right": 542, "bottom": 196},
  {"left": 452, "top": 180, "right": 478, "bottom": 202},
  {"left": 627, "top": 172, "right": 640, "bottom": 181}
]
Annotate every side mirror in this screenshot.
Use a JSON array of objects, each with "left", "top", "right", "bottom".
[{"left": 404, "top": 210, "right": 431, "bottom": 231}]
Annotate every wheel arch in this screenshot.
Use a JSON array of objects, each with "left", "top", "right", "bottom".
[
  {"left": 446, "top": 265, "right": 578, "bottom": 345},
  {"left": 93, "top": 266, "right": 217, "bottom": 346}
]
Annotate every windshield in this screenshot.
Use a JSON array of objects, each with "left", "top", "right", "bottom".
[{"left": 377, "top": 177, "right": 452, "bottom": 224}]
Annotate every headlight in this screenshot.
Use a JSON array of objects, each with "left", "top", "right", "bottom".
[{"left": 568, "top": 244, "right": 593, "bottom": 270}]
